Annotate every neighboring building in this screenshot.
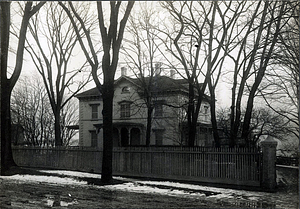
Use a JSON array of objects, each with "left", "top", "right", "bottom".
[{"left": 75, "top": 72, "right": 213, "bottom": 149}]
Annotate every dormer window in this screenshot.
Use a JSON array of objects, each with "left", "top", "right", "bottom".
[
  {"left": 203, "top": 106, "right": 209, "bottom": 114},
  {"left": 203, "top": 105, "right": 209, "bottom": 121},
  {"left": 122, "top": 86, "right": 130, "bottom": 93}
]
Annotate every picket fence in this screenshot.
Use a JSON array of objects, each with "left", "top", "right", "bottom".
[{"left": 12, "top": 146, "right": 261, "bottom": 187}]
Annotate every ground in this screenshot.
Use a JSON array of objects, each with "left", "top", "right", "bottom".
[{"left": 0, "top": 167, "right": 298, "bottom": 208}]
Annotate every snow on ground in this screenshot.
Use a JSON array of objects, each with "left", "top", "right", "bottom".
[
  {"left": 40, "top": 170, "right": 102, "bottom": 179},
  {"left": 35, "top": 170, "right": 272, "bottom": 202},
  {"left": 0, "top": 170, "right": 271, "bottom": 200},
  {"left": 0, "top": 173, "right": 87, "bottom": 186},
  {"left": 0, "top": 169, "right": 297, "bottom": 208}
]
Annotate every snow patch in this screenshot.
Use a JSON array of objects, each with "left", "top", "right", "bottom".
[
  {"left": 34, "top": 170, "right": 272, "bottom": 201},
  {"left": 0, "top": 169, "right": 283, "bottom": 205},
  {"left": 103, "top": 182, "right": 206, "bottom": 198},
  {"left": 1, "top": 174, "right": 87, "bottom": 185},
  {"left": 39, "top": 170, "right": 102, "bottom": 179}
]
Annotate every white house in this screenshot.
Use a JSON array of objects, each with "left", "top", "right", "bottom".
[{"left": 75, "top": 72, "right": 213, "bottom": 149}]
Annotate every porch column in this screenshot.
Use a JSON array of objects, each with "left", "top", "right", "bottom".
[
  {"left": 117, "top": 128, "right": 121, "bottom": 146},
  {"left": 128, "top": 127, "right": 132, "bottom": 146},
  {"left": 261, "top": 136, "right": 277, "bottom": 191},
  {"left": 139, "top": 127, "right": 143, "bottom": 145}
]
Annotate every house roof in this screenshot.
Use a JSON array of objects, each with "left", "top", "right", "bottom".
[
  {"left": 75, "top": 87, "right": 101, "bottom": 98},
  {"left": 117, "top": 75, "right": 191, "bottom": 93},
  {"left": 76, "top": 75, "right": 207, "bottom": 99}
]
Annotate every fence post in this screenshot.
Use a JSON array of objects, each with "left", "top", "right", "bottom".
[
  {"left": 261, "top": 136, "right": 277, "bottom": 190},
  {"left": 0, "top": 125, "right": 1, "bottom": 175},
  {"left": 0, "top": 76, "right": 1, "bottom": 175}
]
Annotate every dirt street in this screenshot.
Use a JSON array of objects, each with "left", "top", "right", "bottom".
[
  {"left": 0, "top": 168, "right": 298, "bottom": 208},
  {"left": 0, "top": 178, "right": 236, "bottom": 208}
]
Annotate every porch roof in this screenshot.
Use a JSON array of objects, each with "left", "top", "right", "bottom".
[{"left": 93, "top": 122, "right": 144, "bottom": 129}]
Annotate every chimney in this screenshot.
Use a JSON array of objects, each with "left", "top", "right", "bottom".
[
  {"left": 121, "top": 67, "right": 127, "bottom": 76},
  {"left": 170, "top": 69, "right": 175, "bottom": 79},
  {"left": 155, "top": 63, "right": 161, "bottom": 76}
]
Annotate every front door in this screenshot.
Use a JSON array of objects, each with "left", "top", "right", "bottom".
[
  {"left": 130, "top": 128, "right": 140, "bottom": 146},
  {"left": 121, "top": 128, "right": 129, "bottom": 146}
]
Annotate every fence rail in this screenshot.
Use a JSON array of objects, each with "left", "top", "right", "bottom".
[
  {"left": 12, "top": 146, "right": 261, "bottom": 187},
  {"left": 112, "top": 147, "right": 261, "bottom": 186}
]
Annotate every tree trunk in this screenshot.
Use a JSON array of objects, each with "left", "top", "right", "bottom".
[
  {"left": 101, "top": 82, "right": 114, "bottom": 184},
  {"left": 187, "top": 83, "right": 196, "bottom": 147},
  {"left": 0, "top": 2, "right": 17, "bottom": 173},
  {"left": 230, "top": 112, "right": 239, "bottom": 148},
  {"left": 145, "top": 106, "right": 153, "bottom": 146},
  {"left": 187, "top": 82, "right": 206, "bottom": 147},
  {"left": 188, "top": 122, "right": 197, "bottom": 147},
  {"left": 209, "top": 94, "right": 220, "bottom": 148},
  {"left": 1, "top": 89, "right": 17, "bottom": 171},
  {"left": 230, "top": 95, "right": 242, "bottom": 148},
  {"left": 54, "top": 111, "right": 62, "bottom": 146},
  {"left": 0, "top": 2, "right": 10, "bottom": 174},
  {"left": 242, "top": 67, "right": 266, "bottom": 146}
]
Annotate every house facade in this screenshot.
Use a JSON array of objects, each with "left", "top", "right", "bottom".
[{"left": 76, "top": 73, "right": 213, "bottom": 149}]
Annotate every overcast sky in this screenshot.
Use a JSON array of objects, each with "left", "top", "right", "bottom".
[{"left": 9, "top": 1, "right": 264, "bottom": 110}]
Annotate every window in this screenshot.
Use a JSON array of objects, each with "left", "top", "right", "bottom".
[
  {"left": 154, "top": 100, "right": 164, "bottom": 117},
  {"left": 154, "top": 103, "right": 163, "bottom": 117},
  {"left": 90, "top": 131, "right": 98, "bottom": 147},
  {"left": 155, "top": 130, "right": 164, "bottom": 145},
  {"left": 120, "top": 103, "right": 131, "bottom": 118},
  {"left": 90, "top": 104, "right": 99, "bottom": 119},
  {"left": 203, "top": 106, "right": 209, "bottom": 114},
  {"left": 122, "top": 86, "right": 130, "bottom": 93},
  {"left": 203, "top": 105, "right": 209, "bottom": 121}
]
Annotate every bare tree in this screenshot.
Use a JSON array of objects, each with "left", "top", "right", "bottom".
[
  {"left": 59, "top": 1, "right": 134, "bottom": 183},
  {"left": 60, "top": 99, "right": 79, "bottom": 146},
  {"left": 240, "top": 2, "right": 288, "bottom": 143},
  {"left": 122, "top": 2, "right": 164, "bottom": 146},
  {"left": 204, "top": 1, "right": 251, "bottom": 148},
  {"left": 11, "top": 76, "right": 54, "bottom": 146},
  {"left": 0, "top": 1, "right": 45, "bottom": 173},
  {"left": 250, "top": 108, "right": 289, "bottom": 143},
  {"left": 259, "top": 1, "right": 299, "bottom": 139},
  {"left": 26, "top": 2, "right": 92, "bottom": 146},
  {"left": 217, "top": 107, "right": 289, "bottom": 146},
  {"left": 158, "top": 1, "right": 249, "bottom": 147},
  {"left": 158, "top": 1, "right": 210, "bottom": 147},
  {"left": 11, "top": 76, "right": 78, "bottom": 147},
  {"left": 225, "top": 1, "right": 289, "bottom": 147},
  {"left": 46, "top": 99, "right": 79, "bottom": 147}
]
